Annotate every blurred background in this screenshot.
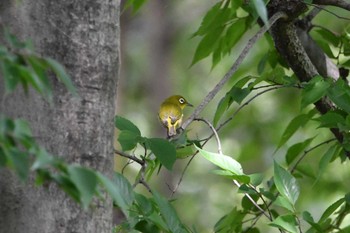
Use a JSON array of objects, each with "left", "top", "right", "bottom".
[{"left": 116, "top": 1, "right": 350, "bottom": 232}]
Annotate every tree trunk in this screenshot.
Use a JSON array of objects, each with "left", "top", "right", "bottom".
[{"left": 0, "top": 0, "right": 120, "bottom": 232}]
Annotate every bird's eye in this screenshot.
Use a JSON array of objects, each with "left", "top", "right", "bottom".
[{"left": 179, "top": 98, "right": 185, "bottom": 104}]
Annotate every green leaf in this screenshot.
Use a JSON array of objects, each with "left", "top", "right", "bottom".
[
  {"left": 274, "top": 196, "right": 295, "bottom": 213},
  {"left": 314, "top": 111, "right": 346, "bottom": 128},
  {"left": 302, "top": 211, "right": 324, "bottom": 232},
  {"left": 214, "top": 208, "right": 245, "bottom": 233},
  {"left": 98, "top": 172, "right": 134, "bottom": 217},
  {"left": 152, "top": 190, "right": 187, "bottom": 233},
  {"left": 192, "top": 2, "right": 222, "bottom": 37},
  {"left": 114, "top": 115, "right": 141, "bottom": 136},
  {"left": 53, "top": 174, "right": 80, "bottom": 202},
  {"left": 315, "top": 145, "right": 337, "bottom": 183},
  {"left": 213, "top": 95, "right": 230, "bottom": 127},
  {"left": 313, "top": 28, "right": 340, "bottom": 47},
  {"left": 224, "top": 17, "right": 248, "bottom": 53},
  {"left": 251, "top": 0, "right": 268, "bottom": 26},
  {"left": 0, "top": 148, "right": 7, "bottom": 167},
  {"left": 124, "top": 0, "right": 147, "bottom": 13},
  {"left": 274, "top": 161, "right": 300, "bottom": 205},
  {"left": 147, "top": 138, "right": 176, "bottom": 170},
  {"left": 213, "top": 85, "right": 251, "bottom": 126},
  {"left": 25, "top": 55, "right": 52, "bottom": 97},
  {"left": 269, "top": 215, "right": 298, "bottom": 233},
  {"left": 301, "top": 76, "right": 330, "bottom": 109},
  {"left": 7, "top": 148, "right": 30, "bottom": 181},
  {"left": 191, "top": 28, "right": 222, "bottom": 65},
  {"left": 286, "top": 137, "right": 314, "bottom": 165},
  {"left": 31, "top": 148, "right": 56, "bottom": 170},
  {"left": 135, "top": 193, "right": 153, "bottom": 216},
  {"left": 176, "top": 145, "right": 195, "bottom": 159},
  {"left": 319, "top": 197, "right": 345, "bottom": 223},
  {"left": 277, "top": 111, "right": 316, "bottom": 149},
  {"left": 248, "top": 173, "right": 264, "bottom": 186},
  {"left": 68, "top": 165, "right": 98, "bottom": 209},
  {"left": 211, "top": 170, "right": 250, "bottom": 184},
  {"left": 195, "top": 145, "right": 244, "bottom": 175},
  {"left": 45, "top": 58, "right": 77, "bottom": 96},
  {"left": 118, "top": 130, "right": 140, "bottom": 151},
  {"left": 327, "top": 79, "right": 350, "bottom": 113}
]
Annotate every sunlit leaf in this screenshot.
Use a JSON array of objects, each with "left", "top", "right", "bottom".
[
  {"left": 269, "top": 214, "right": 298, "bottom": 233},
  {"left": 196, "top": 145, "right": 243, "bottom": 175},
  {"left": 275, "top": 196, "right": 295, "bottom": 213}
]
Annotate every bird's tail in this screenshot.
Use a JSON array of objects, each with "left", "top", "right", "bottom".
[{"left": 167, "top": 125, "right": 177, "bottom": 137}]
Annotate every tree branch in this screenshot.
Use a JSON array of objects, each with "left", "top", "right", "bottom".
[
  {"left": 313, "top": 0, "right": 350, "bottom": 11},
  {"left": 180, "top": 11, "right": 288, "bottom": 131},
  {"left": 268, "top": 0, "right": 348, "bottom": 157}
]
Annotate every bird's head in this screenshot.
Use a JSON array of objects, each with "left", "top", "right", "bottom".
[{"left": 165, "top": 95, "right": 193, "bottom": 109}]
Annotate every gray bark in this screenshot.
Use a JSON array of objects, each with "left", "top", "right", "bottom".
[{"left": 0, "top": 0, "right": 120, "bottom": 232}]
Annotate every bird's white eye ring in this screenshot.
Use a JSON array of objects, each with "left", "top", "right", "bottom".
[{"left": 179, "top": 98, "right": 185, "bottom": 104}]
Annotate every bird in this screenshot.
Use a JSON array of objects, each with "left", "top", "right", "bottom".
[{"left": 158, "top": 95, "right": 193, "bottom": 137}]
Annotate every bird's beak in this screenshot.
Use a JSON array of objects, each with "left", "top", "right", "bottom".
[{"left": 187, "top": 102, "right": 194, "bottom": 107}]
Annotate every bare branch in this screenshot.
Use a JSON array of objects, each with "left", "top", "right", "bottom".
[
  {"left": 181, "top": 11, "right": 288, "bottom": 131},
  {"left": 313, "top": 0, "right": 350, "bottom": 11},
  {"left": 290, "top": 138, "right": 336, "bottom": 173},
  {"left": 114, "top": 149, "right": 144, "bottom": 165},
  {"left": 194, "top": 118, "right": 222, "bottom": 154}
]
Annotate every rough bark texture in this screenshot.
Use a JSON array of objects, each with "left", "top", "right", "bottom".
[
  {"left": 267, "top": 0, "right": 348, "bottom": 153},
  {"left": 0, "top": 0, "right": 120, "bottom": 232}
]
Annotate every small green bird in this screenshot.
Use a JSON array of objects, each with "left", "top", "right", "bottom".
[{"left": 158, "top": 95, "right": 193, "bottom": 137}]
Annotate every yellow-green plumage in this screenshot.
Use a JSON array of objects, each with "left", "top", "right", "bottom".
[{"left": 158, "top": 95, "right": 193, "bottom": 137}]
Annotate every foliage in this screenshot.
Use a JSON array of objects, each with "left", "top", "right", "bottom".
[
  {"left": 0, "top": 31, "right": 189, "bottom": 231},
  {"left": 116, "top": 1, "right": 350, "bottom": 232},
  {"left": 2, "top": 0, "right": 350, "bottom": 233}
]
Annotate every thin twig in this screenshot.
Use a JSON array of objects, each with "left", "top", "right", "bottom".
[
  {"left": 181, "top": 12, "right": 288, "bottom": 131},
  {"left": 172, "top": 85, "right": 294, "bottom": 197},
  {"left": 194, "top": 118, "right": 222, "bottom": 154},
  {"left": 233, "top": 180, "right": 271, "bottom": 220},
  {"left": 216, "top": 85, "right": 291, "bottom": 132},
  {"left": 305, "top": 2, "right": 350, "bottom": 20},
  {"left": 248, "top": 184, "right": 273, "bottom": 220},
  {"left": 313, "top": 0, "right": 350, "bottom": 11},
  {"left": 136, "top": 162, "right": 152, "bottom": 193},
  {"left": 114, "top": 149, "right": 144, "bottom": 165},
  {"left": 290, "top": 138, "right": 336, "bottom": 173}
]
